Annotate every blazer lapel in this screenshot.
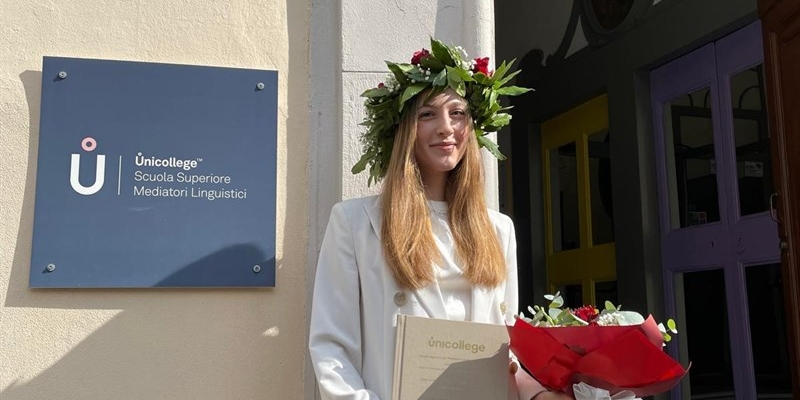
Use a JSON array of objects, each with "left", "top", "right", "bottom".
[
  {"left": 364, "top": 199, "right": 448, "bottom": 320},
  {"left": 363, "top": 197, "right": 382, "bottom": 238}
]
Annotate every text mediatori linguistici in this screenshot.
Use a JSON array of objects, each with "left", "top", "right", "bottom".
[{"left": 133, "top": 185, "right": 247, "bottom": 200}]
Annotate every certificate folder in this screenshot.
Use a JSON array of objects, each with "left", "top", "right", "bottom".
[{"left": 392, "top": 314, "right": 509, "bottom": 400}]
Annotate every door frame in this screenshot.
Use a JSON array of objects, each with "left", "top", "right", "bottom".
[{"left": 759, "top": 0, "right": 800, "bottom": 396}]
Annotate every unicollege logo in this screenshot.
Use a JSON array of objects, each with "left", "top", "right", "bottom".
[{"left": 70, "top": 137, "right": 106, "bottom": 195}]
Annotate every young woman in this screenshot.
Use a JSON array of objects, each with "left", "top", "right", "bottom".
[{"left": 309, "top": 39, "right": 570, "bottom": 400}]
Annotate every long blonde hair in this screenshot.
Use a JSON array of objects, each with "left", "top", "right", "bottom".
[{"left": 380, "top": 92, "right": 506, "bottom": 290}]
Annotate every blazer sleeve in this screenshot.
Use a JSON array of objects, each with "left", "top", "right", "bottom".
[
  {"left": 308, "top": 202, "right": 380, "bottom": 400},
  {"left": 501, "top": 217, "right": 550, "bottom": 400}
]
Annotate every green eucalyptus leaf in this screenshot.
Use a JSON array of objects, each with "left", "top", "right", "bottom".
[
  {"left": 476, "top": 135, "right": 507, "bottom": 160},
  {"left": 490, "top": 113, "right": 511, "bottom": 127},
  {"left": 604, "top": 301, "right": 616, "bottom": 311},
  {"left": 362, "top": 87, "right": 387, "bottom": 98},
  {"left": 573, "top": 315, "right": 589, "bottom": 326},
  {"left": 489, "top": 89, "right": 499, "bottom": 109},
  {"left": 445, "top": 70, "right": 466, "bottom": 96},
  {"left": 399, "top": 83, "right": 428, "bottom": 111},
  {"left": 667, "top": 319, "right": 677, "bottom": 332},
  {"left": 498, "top": 105, "right": 514, "bottom": 112},
  {"left": 452, "top": 66, "right": 474, "bottom": 82},
  {"left": 446, "top": 67, "right": 462, "bottom": 86},
  {"left": 496, "top": 68, "right": 522, "bottom": 87},
  {"left": 472, "top": 72, "right": 492, "bottom": 86},
  {"left": 615, "top": 311, "right": 645, "bottom": 325},
  {"left": 432, "top": 69, "right": 447, "bottom": 86},
  {"left": 387, "top": 62, "right": 410, "bottom": 85},
  {"left": 492, "top": 60, "right": 513, "bottom": 82},
  {"left": 456, "top": 82, "right": 466, "bottom": 97},
  {"left": 352, "top": 152, "right": 372, "bottom": 174},
  {"left": 496, "top": 86, "right": 531, "bottom": 96},
  {"left": 430, "top": 38, "right": 455, "bottom": 67},
  {"left": 420, "top": 56, "right": 445, "bottom": 72}
]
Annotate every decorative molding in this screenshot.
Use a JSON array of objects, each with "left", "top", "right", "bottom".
[
  {"left": 580, "top": 0, "right": 652, "bottom": 47},
  {"left": 516, "top": 0, "right": 669, "bottom": 85}
]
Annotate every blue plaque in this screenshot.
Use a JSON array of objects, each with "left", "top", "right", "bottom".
[{"left": 30, "top": 57, "right": 277, "bottom": 287}]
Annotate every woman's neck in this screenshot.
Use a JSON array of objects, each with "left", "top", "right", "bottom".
[{"left": 421, "top": 171, "right": 447, "bottom": 201}]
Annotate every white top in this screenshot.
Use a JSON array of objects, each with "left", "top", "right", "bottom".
[{"left": 428, "top": 200, "right": 472, "bottom": 321}]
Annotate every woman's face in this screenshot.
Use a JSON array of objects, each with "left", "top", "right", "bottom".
[{"left": 413, "top": 89, "right": 471, "bottom": 180}]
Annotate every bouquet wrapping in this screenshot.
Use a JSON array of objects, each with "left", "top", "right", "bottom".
[
  {"left": 572, "top": 382, "right": 638, "bottom": 400},
  {"left": 508, "top": 297, "right": 688, "bottom": 398}
]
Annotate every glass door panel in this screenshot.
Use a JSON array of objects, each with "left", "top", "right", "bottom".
[
  {"left": 664, "top": 87, "right": 721, "bottom": 228},
  {"left": 745, "top": 263, "right": 792, "bottom": 397},
  {"left": 729, "top": 64, "right": 773, "bottom": 217},
  {"left": 676, "top": 269, "right": 735, "bottom": 398},
  {"left": 550, "top": 143, "right": 580, "bottom": 252},
  {"left": 588, "top": 130, "right": 614, "bottom": 245},
  {"left": 652, "top": 42, "right": 728, "bottom": 270},
  {"left": 555, "top": 283, "right": 583, "bottom": 308},
  {"left": 594, "top": 280, "right": 617, "bottom": 306},
  {"left": 556, "top": 280, "right": 617, "bottom": 308}
]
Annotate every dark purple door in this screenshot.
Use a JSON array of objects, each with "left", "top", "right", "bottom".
[{"left": 651, "top": 21, "right": 791, "bottom": 400}]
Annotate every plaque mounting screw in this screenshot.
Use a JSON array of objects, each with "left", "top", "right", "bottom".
[
  {"left": 57, "top": 71, "right": 67, "bottom": 79},
  {"left": 46, "top": 263, "right": 56, "bottom": 272},
  {"left": 252, "top": 265, "right": 262, "bottom": 273},
  {"left": 256, "top": 82, "right": 265, "bottom": 90}
]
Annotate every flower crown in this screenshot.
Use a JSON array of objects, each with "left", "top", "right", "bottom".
[{"left": 351, "top": 37, "right": 531, "bottom": 186}]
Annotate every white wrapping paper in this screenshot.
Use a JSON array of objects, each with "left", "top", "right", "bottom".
[{"left": 572, "top": 383, "right": 640, "bottom": 400}]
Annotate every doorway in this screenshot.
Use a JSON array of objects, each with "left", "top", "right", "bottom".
[
  {"left": 540, "top": 94, "right": 617, "bottom": 307},
  {"left": 650, "top": 21, "right": 792, "bottom": 399}
]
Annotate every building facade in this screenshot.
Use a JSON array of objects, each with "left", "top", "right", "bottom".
[{"left": 1, "top": 0, "right": 797, "bottom": 399}]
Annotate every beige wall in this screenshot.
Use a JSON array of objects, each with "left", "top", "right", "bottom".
[{"left": 0, "top": 1, "right": 310, "bottom": 399}]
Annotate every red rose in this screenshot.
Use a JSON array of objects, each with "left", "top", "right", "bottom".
[
  {"left": 472, "top": 57, "right": 491, "bottom": 76},
  {"left": 377, "top": 82, "right": 385, "bottom": 88},
  {"left": 573, "top": 306, "right": 599, "bottom": 324},
  {"left": 411, "top": 49, "right": 430, "bottom": 65}
]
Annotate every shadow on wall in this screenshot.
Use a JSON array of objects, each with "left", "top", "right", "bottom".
[{"left": 2, "top": 1, "right": 312, "bottom": 391}]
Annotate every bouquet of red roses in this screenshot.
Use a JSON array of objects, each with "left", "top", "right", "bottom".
[{"left": 508, "top": 293, "right": 688, "bottom": 399}]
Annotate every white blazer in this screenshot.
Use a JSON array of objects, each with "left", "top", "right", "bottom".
[{"left": 308, "top": 196, "right": 546, "bottom": 400}]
